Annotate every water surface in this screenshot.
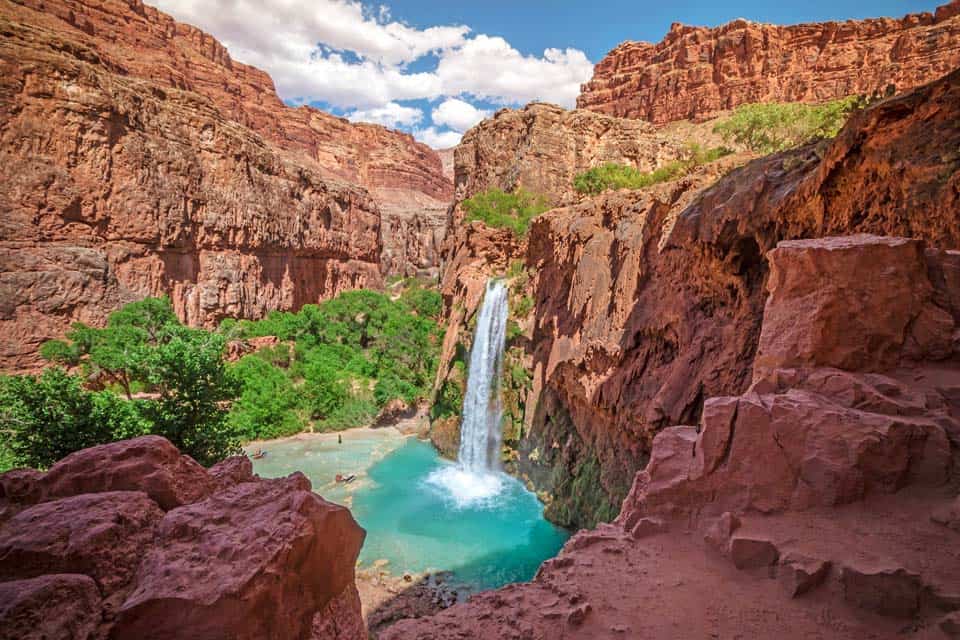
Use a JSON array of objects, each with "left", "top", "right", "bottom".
[{"left": 251, "top": 432, "right": 568, "bottom": 591}]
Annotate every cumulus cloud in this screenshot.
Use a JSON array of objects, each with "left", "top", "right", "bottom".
[
  {"left": 152, "top": 0, "right": 594, "bottom": 145},
  {"left": 346, "top": 102, "right": 423, "bottom": 127},
  {"left": 436, "top": 36, "right": 593, "bottom": 108},
  {"left": 414, "top": 127, "right": 463, "bottom": 149},
  {"left": 431, "top": 98, "right": 491, "bottom": 133},
  {"left": 154, "top": 0, "right": 468, "bottom": 66}
]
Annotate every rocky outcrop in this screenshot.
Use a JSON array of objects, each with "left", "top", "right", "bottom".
[
  {"left": 385, "top": 231, "right": 960, "bottom": 639},
  {"left": 454, "top": 102, "right": 688, "bottom": 205},
  {"left": 0, "top": 436, "right": 366, "bottom": 640},
  {"left": 577, "top": 1, "right": 960, "bottom": 123},
  {"left": 0, "top": 0, "right": 452, "bottom": 371},
  {"left": 435, "top": 68, "right": 960, "bottom": 530}
]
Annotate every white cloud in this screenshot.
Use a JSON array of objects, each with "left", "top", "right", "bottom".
[
  {"left": 437, "top": 36, "right": 593, "bottom": 108},
  {"left": 154, "top": 0, "right": 468, "bottom": 66},
  {"left": 431, "top": 98, "right": 491, "bottom": 133},
  {"left": 414, "top": 127, "right": 463, "bottom": 149},
  {"left": 346, "top": 102, "right": 423, "bottom": 127},
  {"left": 152, "top": 0, "right": 594, "bottom": 122}
]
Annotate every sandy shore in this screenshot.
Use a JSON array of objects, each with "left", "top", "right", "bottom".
[{"left": 243, "top": 408, "right": 431, "bottom": 452}]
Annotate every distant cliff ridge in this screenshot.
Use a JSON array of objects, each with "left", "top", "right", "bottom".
[{"left": 577, "top": 1, "right": 960, "bottom": 123}]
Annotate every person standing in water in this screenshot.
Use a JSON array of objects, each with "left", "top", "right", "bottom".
[{"left": 338, "top": 434, "right": 342, "bottom": 445}]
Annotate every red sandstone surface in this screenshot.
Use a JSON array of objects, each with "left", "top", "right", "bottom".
[
  {"left": 577, "top": 1, "right": 960, "bottom": 123},
  {"left": 432, "top": 68, "right": 960, "bottom": 530},
  {"left": 0, "top": 0, "right": 452, "bottom": 371},
  {"left": 388, "top": 231, "right": 960, "bottom": 638},
  {"left": 0, "top": 436, "right": 365, "bottom": 640}
]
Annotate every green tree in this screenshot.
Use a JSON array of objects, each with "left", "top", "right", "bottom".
[
  {"left": 37, "top": 298, "right": 241, "bottom": 466},
  {"left": 713, "top": 97, "right": 865, "bottom": 155},
  {"left": 0, "top": 369, "right": 149, "bottom": 469},
  {"left": 228, "top": 356, "right": 301, "bottom": 440},
  {"left": 137, "top": 326, "right": 241, "bottom": 465}
]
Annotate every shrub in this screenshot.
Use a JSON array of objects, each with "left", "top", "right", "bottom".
[
  {"left": 400, "top": 285, "right": 443, "bottom": 320},
  {"left": 0, "top": 368, "right": 150, "bottom": 470},
  {"left": 713, "top": 96, "right": 865, "bottom": 155},
  {"left": 135, "top": 326, "right": 241, "bottom": 466},
  {"left": 319, "top": 398, "right": 379, "bottom": 431},
  {"left": 37, "top": 298, "right": 241, "bottom": 466},
  {"left": 461, "top": 188, "right": 551, "bottom": 237},
  {"left": 513, "top": 295, "right": 534, "bottom": 318},
  {"left": 573, "top": 144, "right": 731, "bottom": 195}
]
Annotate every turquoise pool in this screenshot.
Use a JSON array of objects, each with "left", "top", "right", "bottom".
[{"left": 251, "top": 431, "right": 568, "bottom": 591}]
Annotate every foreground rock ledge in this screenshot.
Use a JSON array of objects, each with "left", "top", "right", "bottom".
[{"left": 0, "top": 436, "right": 366, "bottom": 640}]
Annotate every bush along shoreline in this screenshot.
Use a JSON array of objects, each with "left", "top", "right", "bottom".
[{"left": 0, "top": 283, "right": 443, "bottom": 472}]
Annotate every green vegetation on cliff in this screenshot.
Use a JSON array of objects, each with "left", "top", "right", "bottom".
[
  {"left": 713, "top": 96, "right": 865, "bottom": 154},
  {"left": 0, "top": 285, "right": 444, "bottom": 472},
  {"left": 573, "top": 144, "right": 732, "bottom": 195},
  {"left": 462, "top": 188, "right": 551, "bottom": 237}
]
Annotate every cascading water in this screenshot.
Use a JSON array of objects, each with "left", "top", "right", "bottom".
[
  {"left": 458, "top": 279, "right": 509, "bottom": 472},
  {"left": 427, "top": 279, "right": 510, "bottom": 506}
]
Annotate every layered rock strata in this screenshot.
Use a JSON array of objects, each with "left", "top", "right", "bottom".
[
  {"left": 577, "top": 1, "right": 960, "bottom": 123},
  {"left": 453, "top": 102, "right": 689, "bottom": 206},
  {"left": 433, "top": 68, "right": 960, "bottom": 529},
  {"left": 0, "top": 0, "right": 452, "bottom": 371},
  {"left": 0, "top": 436, "right": 366, "bottom": 640}
]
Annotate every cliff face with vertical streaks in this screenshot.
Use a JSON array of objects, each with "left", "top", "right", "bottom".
[
  {"left": 0, "top": 0, "right": 452, "bottom": 371},
  {"left": 577, "top": 1, "right": 960, "bottom": 123}
]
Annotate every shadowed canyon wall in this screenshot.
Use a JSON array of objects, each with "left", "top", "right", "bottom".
[
  {"left": 0, "top": 0, "right": 452, "bottom": 371},
  {"left": 577, "top": 1, "right": 960, "bottom": 123},
  {"left": 434, "top": 68, "right": 960, "bottom": 529}
]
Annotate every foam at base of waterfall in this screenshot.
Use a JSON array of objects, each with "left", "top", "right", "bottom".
[{"left": 425, "top": 464, "right": 505, "bottom": 509}]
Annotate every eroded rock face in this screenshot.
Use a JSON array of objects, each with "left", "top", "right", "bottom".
[
  {"left": 577, "top": 2, "right": 960, "bottom": 123},
  {"left": 0, "top": 437, "right": 366, "bottom": 640},
  {"left": 0, "top": 574, "right": 101, "bottom": 640},
  {"left": 619, "top": 235, "right": 958, "bottom": 523},
  {"left": 454, "top": 102, "right": 687, "bottom": 205},
  {"left": 0, "top": 0, "right": 453, "bottom": 371},
  {"left": 388, "top": 231, "right": 960, "bottom": 638},
  {"left": 436, "top": 70, "right": 960, "bottom": 528}
]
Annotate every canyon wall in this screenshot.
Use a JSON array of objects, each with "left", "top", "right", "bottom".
[
  {"left": 453, "top": 103, "right": 689, "bottom": 206},
  {"left": 577, "top": 1, "right": 960, "bottom": 123},
  {"left": 0, "top": 0, "right": 452, "bottom": 371},
  {"left": 387, "top": 231, "right": 960, "bottom": 639},
  {"left": 435, "top": 68, "right": 960, "bottom": 529}
]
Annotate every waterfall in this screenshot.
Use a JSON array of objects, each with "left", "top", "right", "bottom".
[
  {"left": 426, "top": 279, "right": 509, "bottom": 506},
  {"left": 458, "top": 279, "right": 509, "bottom": 471}
]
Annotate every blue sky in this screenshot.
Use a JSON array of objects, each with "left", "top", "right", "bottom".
[{"left": 153, "top": 0, "right": 942, "bottom": 147}]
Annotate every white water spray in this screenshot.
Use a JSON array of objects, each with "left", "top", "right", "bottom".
[{"left": 427, "top": 279, "right": 509, "bottom": 507}]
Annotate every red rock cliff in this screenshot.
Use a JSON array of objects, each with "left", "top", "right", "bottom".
[
  {"left": 577, "top": 1, "right": 960, "bottom": 123},
  {"left": 0, "top": 0, "right": 452, "bottom": 371},
  {"left": 435, "top": 68, "right": 960, "bottom": 530}
]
